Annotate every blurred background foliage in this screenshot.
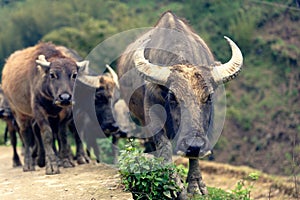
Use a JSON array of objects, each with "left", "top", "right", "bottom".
[{"left": 0, "top": 0, "right": 299, "bottom": 176}]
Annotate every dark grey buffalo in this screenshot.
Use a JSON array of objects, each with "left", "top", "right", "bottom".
[
  {"left": 60, "top": 44, "right": 128, "bottom": 164},
  {"left": 115, "top": 11, "right": 243, "bottom": 198},
  {"left": 2, "top": 42, "right": 89, "bottom": 175},
  {"left": 75, "top": 64, "right": 130, "bottom": 164},
  {"left": 0, "top": 85, "right": 22, "bottom": 167}
]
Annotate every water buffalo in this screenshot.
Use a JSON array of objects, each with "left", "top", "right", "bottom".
[
  {"left": 0, "top": 85, "right": 22, "bottom": 167},
  {"left": 115, "top": 11, "right": 243, "bottom": 198},
  {"left": 60, "top": 44, "right": 128, "bottom": 164},
  {"left": 75, "top": 65, "right": 130, "bottom": 164},
  {"left": 2, "top": 42, "right": 89, "bottom": 175}
]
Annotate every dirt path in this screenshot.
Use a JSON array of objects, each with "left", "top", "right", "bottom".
[
  {"left": 0, "top": 146, "right": 297, "bottom": 200},
  {"left": 0, "top": 146, "right": 132, "bottom": 200}
]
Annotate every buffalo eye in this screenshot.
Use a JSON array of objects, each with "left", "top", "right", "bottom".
[
  {"left": 206, "top": 94, "right": 213, "bottom": 103},
  {"left": 49, "top": 72, "right": 57, "bottom": 79},
  {"left": 201, "top": 93, "right": 213, "bottom": 104},
  {"left": 71, "top": 72, "right": 77, "bottom": 80}
]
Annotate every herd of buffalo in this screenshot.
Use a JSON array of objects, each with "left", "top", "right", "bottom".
[{"left": 0, "top": 11, "right": 243, "bottom": 198}]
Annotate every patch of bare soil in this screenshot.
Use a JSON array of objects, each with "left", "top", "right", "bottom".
[
  {"left": 0, "top": 146, "right": 298, "bottom": 200},
  {"left": 0, "top": 146, "right": 132, "bottom": 200}
]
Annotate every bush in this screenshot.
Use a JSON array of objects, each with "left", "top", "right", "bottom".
[
  {"left": 119, "top": 141, "right": 260, "bottom": 200},
  {"left": 118, "top": 141, "right": 182, "bottom": 200}
]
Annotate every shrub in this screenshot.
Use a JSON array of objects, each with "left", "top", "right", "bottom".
[
  {"left": 118, "top": 141, "right": 182, "bottom": 200},
  {"left": 119, "top": 141, "right": 260, "bottom": 200}
]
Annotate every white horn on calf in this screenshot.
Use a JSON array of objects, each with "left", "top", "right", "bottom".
[
  {"left": 106, "top": 64, "right": 120, "bottom": 89},
  {"left": 133, "top": 39, "right": 171, "bottom": 85},
  {"left": 211, "top": 36, "right": 243, "bottom": 84},
  {"left": 36, "top": 55, "right": 50, "bottom": 67}
]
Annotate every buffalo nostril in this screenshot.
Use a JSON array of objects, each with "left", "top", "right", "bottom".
[{"left": 59, "top": 93, "right": 71, "bottom": 101}]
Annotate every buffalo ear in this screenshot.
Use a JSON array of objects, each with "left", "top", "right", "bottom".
[
  {"left": 36, "top": 55, "right": 51, "bottom": 73},
  {"left": 76, "top": 60, "right": 89, "bottom": 73}
]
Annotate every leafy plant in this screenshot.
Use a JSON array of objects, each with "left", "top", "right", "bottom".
[
  {"left": 119, "top": 141, "right": 260, "bottom": 200},
  {"left": 192, "top": 172, "right": 259, "bottom": 200},
  {"left": 118, "top": 140, "right": 182, "bottom": 200},
  {"left": 231, "top": 172, "right": 260, "bottom": 200}
]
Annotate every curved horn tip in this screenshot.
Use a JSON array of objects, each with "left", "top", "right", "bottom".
[
  {"left": 105, "top": 64, "right": 113, "bottom": 71},
  {"left": 223, "top": 36, "right": 235, "bottom": 45},
  {"left": 105, "top": 64, "right": 120, "bottom": 89}
]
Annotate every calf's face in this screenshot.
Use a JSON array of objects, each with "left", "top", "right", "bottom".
[{"left": 36, "top": 55, "right": 88, "bottom": 107}]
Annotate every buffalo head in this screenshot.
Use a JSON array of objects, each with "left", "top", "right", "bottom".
[
  {"left": 133, "top": 36, "right": 243, "bottom": 158},
  {"left": 36, "top": 55, "right": 89, "bottom": 107},
  {"left": 77, "top": 65, "right": 120, "bottom": 135}
]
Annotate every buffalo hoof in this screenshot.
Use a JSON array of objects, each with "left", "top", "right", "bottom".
[
  {"left": 13, "top": 159, "right": 22, "bottom": 167},
  {"left": 62, "top": 158, "right": 75, "bottom": 168},
  {"left": 45, "top": 162, "right": 60, "bottom": 175},
  {"left": 37, "top": 156, "right": 46, "bottom": 168},
  {"left": 77, "top": 155, "right": 90, "bottom": 165},
  {"left": 23, "top": 164, "right": 35, "bottom": 172},
  {"left": 45, "top": 155, "right": 60, "bottom": 175}
]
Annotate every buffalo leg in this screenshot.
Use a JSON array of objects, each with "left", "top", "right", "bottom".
[
  {"left": 86, "top": 135, "right": 101, "bottom": 163},
  {"left": 35, "top": 114, "right": 59, "bottom": 175},
  {"left": 153, "top": 131, "right": 187, "bottom": 199},
  {"left": 41, "top": 126, "right": 60, "bottom": 174},
  {"left": 4, "top": 124, "right": 8, "bottom": 144},
  {"left": 53, "top": 118, "right": 74, "bottom": 168},
  {"left": 32, "top": 122, "right": 46, "bottom": 167},
  {"left": 68, "top": 121, "right": 89, "bottom": 164},
  {"left": 18, "top": 120, "right": 35, "bottom": 172},
  {"left": 74, "top": 132, "right": 90, "bottom": 164},
  {"left": 112, "top": 135, "right": 119, "bottom": 165},
  {"left": 187, "top": 159, "right": 208, "bottom": 196},
  {"left": 8, "top": 122, "right": 22, "bottom": 167}
]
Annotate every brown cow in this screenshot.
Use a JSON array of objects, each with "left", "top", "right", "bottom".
[{"left": 2, "top": 42, "right": 88, "bottom": 174}]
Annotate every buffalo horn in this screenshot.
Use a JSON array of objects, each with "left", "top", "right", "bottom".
[
  {"left": 133, "top": 39, "right": 171, "bottom": 85},
  {"left": 36, "top": 55, "right": 50, "bottom": 67},
  {"left": 106, "top": 64, "right": 120, "bottom": 89},
  {"left": 77, "top": 74, "right": 100, "bottom": 88},
  {"left": 211, "top": 36, "right": 243, "bottom": 84}
]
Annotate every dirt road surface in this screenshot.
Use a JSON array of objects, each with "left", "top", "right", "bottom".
[{"left": 0, "top": 146, "right": 133, "bottom": 200}]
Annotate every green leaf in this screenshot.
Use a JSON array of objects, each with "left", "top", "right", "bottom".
[{"left": 163, "top": 191, "right": 172, "bottom": 199}]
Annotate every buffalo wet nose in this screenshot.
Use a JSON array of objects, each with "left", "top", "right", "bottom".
[{"left": 59, "top": 93, "right": 71, "bottom": 101}]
